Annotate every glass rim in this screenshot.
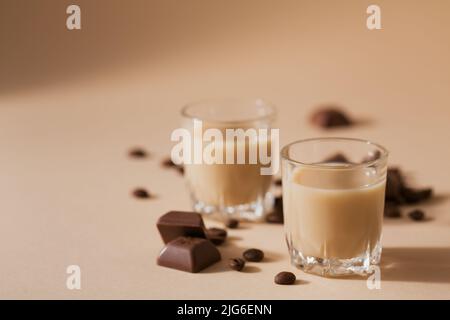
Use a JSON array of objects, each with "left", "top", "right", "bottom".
[
  {"left": 280, "top": 137, "right": 389, "bottom": 169},
  {"left": 181, "top": 98, "right": 276, "bottom": 124}
]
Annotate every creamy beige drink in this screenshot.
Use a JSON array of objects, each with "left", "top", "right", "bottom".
[
  {"left": 180, "top": 98, "right": 276, "bottom": 220},
  {"left": 185, "top": 138, "right": 272, "bottom": 207},
  {"left": 283, "top": 165, "right": 385, "bottom": 259}
]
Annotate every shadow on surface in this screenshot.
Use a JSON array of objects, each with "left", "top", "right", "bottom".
[{"left": 381, "top": 247, "right": 450, "bottom": 283}]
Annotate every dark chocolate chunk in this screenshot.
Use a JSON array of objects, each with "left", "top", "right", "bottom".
[
  {"left": 243, "top": 248, "right": 264, "bottom": 262},
  {"left": 274, "top": 271, "right": 296, "bottom": 285},
  {"left": 323, "top": 153, "right": 350, "bottom": 164},
  {"left": 157, "top": 211, "right": 206, "bottom": 244},
  {"left": 310, "top": 108, "right": 352, "bottom": 128},
  {"left": 361, "top": 150, "right": 381, "bottom": 163},
  {"left": 132, "top": 188, "right": 151, "bottom": 199},
  {"left": 206, "top": 228, "right": 227, "bottom": 245},
  {"left": 157, "top": 237, "right": 221, "bottom": 273},
  {"left": 408, "top": 209, "right": 426, "bottom": 221},
  {"left": 384, "top": 203, "right": 401, "bottom": 218},
  {"left": 229, "top": 258, "right": 245, "bottom": 271},
  {"left": 401, "top": 187, "right": 433, "bottom": 204},
  {"left": 225, "top": 218, "right": 239, "bottom": 229},
  {"left": 128, "top": 147, "right": 148, "bottom": 158}
]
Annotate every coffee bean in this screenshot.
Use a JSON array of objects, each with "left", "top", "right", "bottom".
[
  {"left": 384, "top": 203, "right": 401, "bottom": 218},
  {"left": 274, "top": 271, "right": 296, "bottom": 285},
  {"left": 229, "top": 258, "right": 245, "bottom": 271},
  {"left": 128, "top": 147, "right": 147, "bottom": 158},
  {"left": 225, "top": 218, "right": 239, "bottom": 229},
  {"left": 243, "top": 248, "right": 264, "bottom": 262},
  {"left": 323, "top": 153, "right": 350, "bottom": 164},
  {"left": 401, "top": 187, "right": 433, "bottom": 204},
  {"left": 162, "top": 157, "right": 184, "bottom": 175},
  {"left": 162, "top": 157, "right": 177, "bottom": 168},
  {"left": 310, "top": 108, "right": 352, "bottom": 128},
  {"left": 206, "top": 228, "right": 227, "bottom": 245},
  {"left": 132, "top": 188, "right": 150, "bottom": 199},
  {"left": 408, "top": 209, "right": 426, "bottom": 221}
]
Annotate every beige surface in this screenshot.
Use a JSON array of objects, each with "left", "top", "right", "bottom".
[{"left": 1, "top": 0, "right": 450, "bottom": 299}]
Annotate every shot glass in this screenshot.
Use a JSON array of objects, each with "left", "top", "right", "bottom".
[
  {"left": 179, "top": 98, "right": 277, "bottom": 221},
  {"left": 281, "top": 138, "right": 388, "bottom": 276}
]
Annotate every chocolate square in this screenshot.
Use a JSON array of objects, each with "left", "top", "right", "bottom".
[
  {"left": 157, "top": 237, "right": 221, "bottom": 273},
  {"left": 157, "top": 211, "right": 206, "bottom": 244}
]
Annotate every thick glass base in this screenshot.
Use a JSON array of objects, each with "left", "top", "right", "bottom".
[
  {"left": 191, "top": 192, "right": 274, "bottom": 222},
  {"left": 288, "top": 243, "right": 382, "bottom": 277}
]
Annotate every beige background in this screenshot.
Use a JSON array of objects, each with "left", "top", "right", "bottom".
[{"left": 0, "top": 0, "right": 449, "bottom": 299}]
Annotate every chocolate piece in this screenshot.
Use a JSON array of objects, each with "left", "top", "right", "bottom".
[
  {"left": 323, "top": 153, "right": 350, "bottom": 164},
  {"left": 243, "top": 248, "right": 264, "bottom": 262},
  {"left": 157, "top": 211, "right": 206, "bottom": 244},
  {"left": 157, "top": 237, "right": 221, "bottom": 273},
  {"left": 132, "top": 188, "right": 151, "bottom": 199},
  {"left": 128, "top": 147, "right": 147, "bottom": 158},
  {"left": 408, "top": 209, "right": 426, "bottom": 221},
  {"left": 229, "top": 258, "right": 245, "bottom": 271},
  {"left": 310, "top": 108, "right": 352, "bottom": 128},
  {"left": 274, "top": 272, "right": 296, "bottom": 285},
  {"left": 225, "top": 218, "right": 239, "bottom": 229},
  {"left": 384, "top": 203, "right": 401, "bottom": 218},
  {"left": 206, "top": 228, "right": 227, "bottom": 245},
  {"left": 401, "top": 187, "right": 433, "bottom": 204}
]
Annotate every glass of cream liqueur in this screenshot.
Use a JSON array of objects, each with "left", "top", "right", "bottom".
[
  {"left": 179, "top": 99, "right": 277, "bottom": 221},
  {"left": 281, "top": 138, "right": 388, "bottom": 277}
]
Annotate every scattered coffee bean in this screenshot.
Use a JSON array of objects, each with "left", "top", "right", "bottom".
[
  {"left": 225, "top": 218, "right": 239, "bottom": 229},
  {"left": 128, "top": 147, "right": 148, "bottom": 158},
  {"left": 310, "top": 107, "right": 352, "bottom": 128},
  {"left": 229, "top": 258, "right": 245, "bottom": 271},
  {"left": 274, "top": 178, "right": 282, "bottom": 186},
  {"left": 132, "top": 188, "right": 150, "bottom": 199},
  {"left": 243, "top": 248, "right": 264, "bottom": 262},
  {"left": 162, "top": 157, "right": 184, "bottom": 175},
  {"left": 323, "top": 153, "right": 350, "bottom": 164},
  {"left": 408, "top": 209, "right": 426, "bottom": 221},
  {"left": 162, "top": 157, "right": 177, "bottom": 168},
  {"left": 384, "top": 203, "right": 401, "bottom": 218},
  {"left": 206, "top": 228, "right": 227, "bottom": 245},
  {"left": 274, "top": 271, "right": 296, "bottom": 285}
]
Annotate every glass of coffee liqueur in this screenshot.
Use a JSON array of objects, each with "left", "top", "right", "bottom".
[
  {"left": 281, "top": 138, "right": 388, "bottom": 276},
  {"left": 177, "top": 98, "right": 277, "bottom": 221}
]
